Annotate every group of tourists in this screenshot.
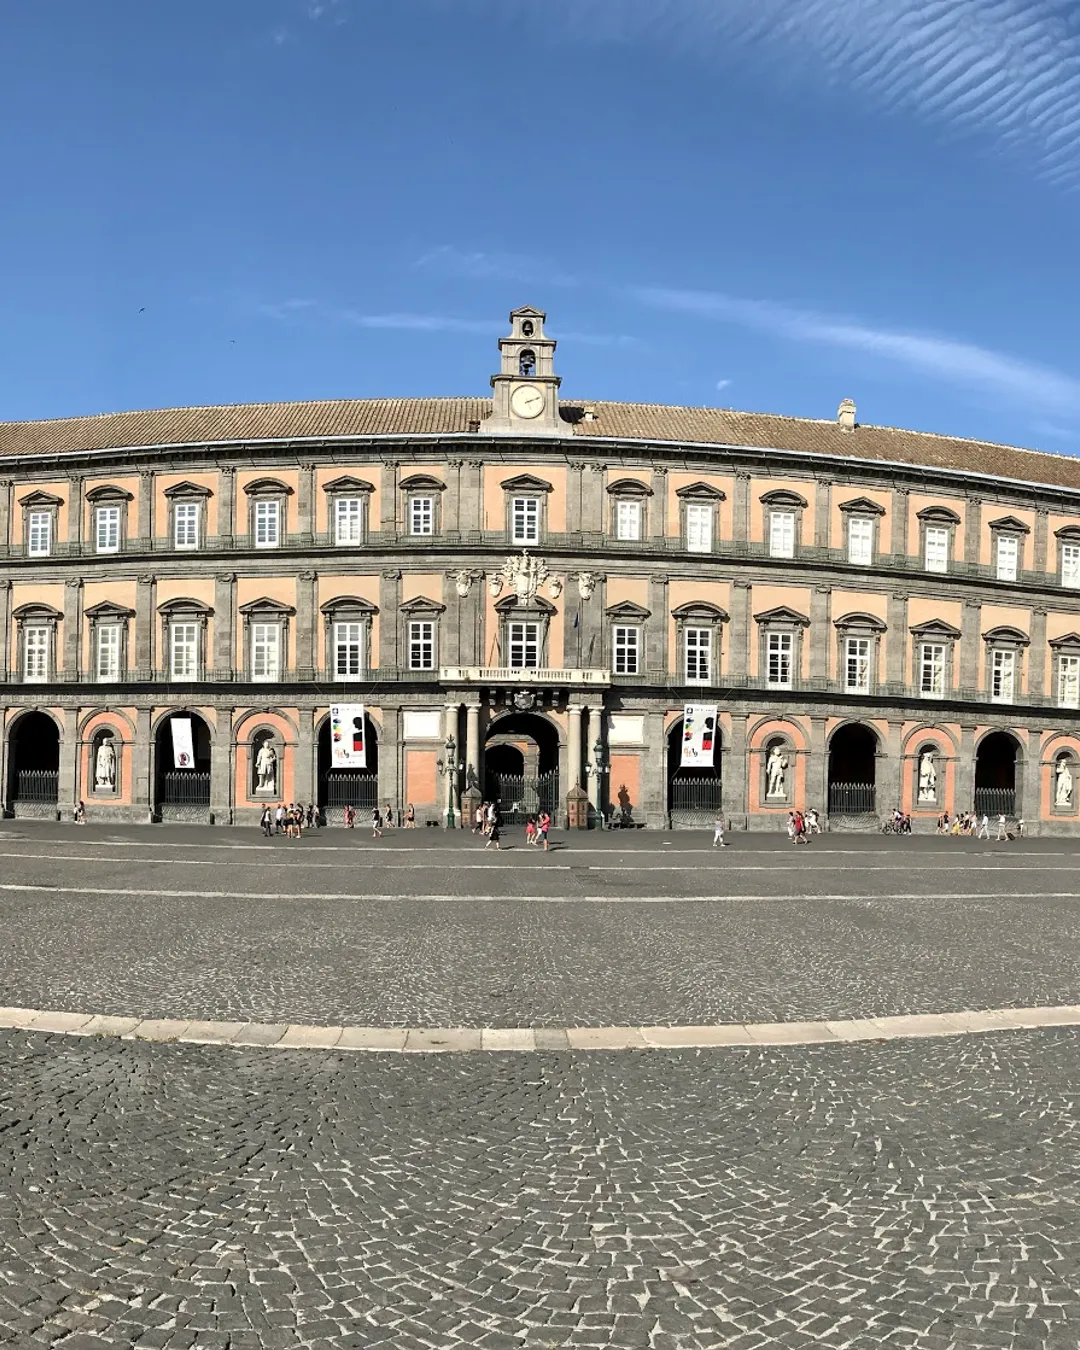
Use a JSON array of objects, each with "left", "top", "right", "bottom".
[
  {"left": 261, "top": 802, "right": 320, "bottom": 838},
  {"left": 343, "top": 802, "right": 417, "bottom": 835},
  {"left": 785, "top": 808, "right": 821, "bottom": 844},
  {"left": 936, "top": 811, "right": 1023, "bottom": 840},
  {"left": 470, "top": 800, "right": 552, "bottom": 852}
]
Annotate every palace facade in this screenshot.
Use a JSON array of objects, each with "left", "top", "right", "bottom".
[{"left": 4, "top": 306, "right": 1080, "bottom": 831}]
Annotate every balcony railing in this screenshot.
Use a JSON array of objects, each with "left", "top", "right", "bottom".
[{"left": 439, "top": 666, "right": 611, "bottom": 687}]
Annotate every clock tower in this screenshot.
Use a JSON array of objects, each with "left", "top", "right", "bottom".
[{"left": 482, "top": 305, "right": 565, "bottom": 437}]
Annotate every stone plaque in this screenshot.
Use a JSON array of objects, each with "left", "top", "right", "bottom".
[
  {"left": 608, "top": 714, "right": 645, "bottom": 746},
  {"left": 403, "top": 710, "right": 442, "bottom": 741}
]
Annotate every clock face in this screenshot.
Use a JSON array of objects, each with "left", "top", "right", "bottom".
[{"left": 511, "top": 384, "right": 545, "bottom": 419}]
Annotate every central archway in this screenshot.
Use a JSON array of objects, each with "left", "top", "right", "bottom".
[
  {"left": 483, "top": 711, "right": 559, "bottom": 825},
  {"left": 317, "top": 713, "right": 379, "bottom": 824},
  {"left": 827, "top": 723, "right": 878, "bottom": 816},
  {"left": 974, "top": 731, "right": 1019, "bottom": 817},
  {"left": 666, "top": 716, "right": 722, "bottom": 829},
  {"left": 154, "top": 712, "right": 212, "bottom": 822},
  {"left": 7, "top": 711, "right": 60, "bottom": 817}
]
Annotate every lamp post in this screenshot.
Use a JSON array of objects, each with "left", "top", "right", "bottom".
[
  {"left": 585, "top": 736, "right": 610, "bottom": 828},
  {"left": 436, "top": 734, "right": 464, "bottom": 829}
]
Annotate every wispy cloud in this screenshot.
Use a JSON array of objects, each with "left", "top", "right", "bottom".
[
  {"left": 340, "top": 311, "right": 503, "bottom": 335},
  {"left": 504, "top": 0, "right": 1080, "bottom": 187},
  {"left": 306, "top": 0, "right": 346, "bottom": 22},
  {"left": 416, "top": 245, "right": 579, "bottom": 288},
  {"left": 715, "top": 378, "right": 732, "bottom": 391},
  {"left": 634, "top": 284, "right": 1080, "bottom": 413}
]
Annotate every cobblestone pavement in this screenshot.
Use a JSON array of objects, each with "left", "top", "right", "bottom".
[
  {"left": 2, "top": 1027, "right": 1079, "bottom": 1349},
  {"left": 1, "top": 825, "right": 1079, "bottom": 1027}
]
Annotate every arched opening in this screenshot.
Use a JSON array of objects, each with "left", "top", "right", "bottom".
[
  {"left": 828, "top": 723, "right": 877, "bottom": 816},
  {"left": 666, "top": 716, "right": 721, "bottom": 828},
  {"left": 974, "top": 731, "right": 1019, "bottom": 816},
  {"left": 154, "top": 712, "right": 212, "bottom": 822},
  {"left": 317, "top": 714, "right": 379, "bottom": 824},
  {"left": 519, "top": 349, "right": 537, "bottom": 377},
  {"left": 484, "top": 712, "right": 559, "bottom": 825},
  {"left": 7, "top": 712, "right": 60, "bottom": 817},
  {"left": 90, "top": 727, "right": 121, "bottom": 796}
]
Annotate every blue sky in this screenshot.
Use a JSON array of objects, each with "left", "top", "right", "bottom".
[{"left": 3, "top": 0, "right": 1080, "bottom": 452}]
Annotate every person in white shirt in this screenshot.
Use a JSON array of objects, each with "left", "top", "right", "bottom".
[
  {"left": 712, "top": 813, "right": 728, "bottom": 848},
  {"left": 995, "top": 814, "right": 1009, "bottom": 841},
  {"left": 977, "top": 814, "right": 990, "bottom": 839}
]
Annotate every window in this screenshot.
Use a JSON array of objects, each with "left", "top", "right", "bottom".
[
  {"left": 254, "top": 500, "right": 280, "bottom": 548},
  {"left": 996, "top": 534, "right": 1018, "bottom": 582},
  {"left": 332, "top": 622, "right": 365, "bottom": 679},
  {"left": 684, "top": 627, "right": 712, "bottom": 683},
  {"left": 766, "top": 632, "right": 793, "bottom": 688},
  {"left": 1058, "top": 654, "right": 1080, "bottom": 709},
  {"left": 24, "top": 627, "right": 49, "bottom": 683},
  {"left": 511, "top": 497, "right": 539, "bottom": 546},
  {"left": 844, "top": 637, "right": 871, "bottom": 693},
  {"left": 990, "top": 649, "right": 1016, "bottom": 703},
  {"left": 919, "top": 642, "right": 946, "bottom": 696},
  {"left": 616, "top": 500, "right": 642, "bottom": 541},
  {"left": 251, "top": 623, "right": 281, "bottom": 681},
  {"left": 1062, "top": 543, "right": 1080, "bottom": 589},
  {"left": 95, "top": 625, "right": 121, "bottom": 681},
  {"left": 95, "top": 506, "right": 121, "bottom": 554},
  {"left": 924, "top": 526, "right": 949, "bottom": 573},
  {"left": 170, "top": 623, "right": 199, "bottom": 681},
  {"left": 173, "top": 502, "right": 199, "bottom": 550},
  {"left": 334, "top": 497, "right": 364, "bottom": 546},
  {"left": 847, "top": 517, "right": 873, "bottom": 566},
  {"left": 27, "top": 511, "right": 51, "bottom": 557},
  {"left": 407, "top": 620, "right": 435, "bottom": 670},
  {"left": 613, "top": 625, "right": 640, "bottom": 675},
  {"left": 507, "top": 621, "right": 541, "bottom": 669},
  {"left": 769, "top": 511, "right": 795, "bottom": 559},
  {"left": 408, "top": 496, "right": 434, "bottom": 536},
  {"left": 686, "top": 503, "right": 712, "bottom": 553}
]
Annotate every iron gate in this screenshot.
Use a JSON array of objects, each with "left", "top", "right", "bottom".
[
  {"left": 12, "top": 768, "right": 58, "bottom": 818},
  {"left": 321, "top": 771, "right": 378, "bottom": 825},
  {"left": 158, "top": 770, "right": 211, "bottom": 823},
  {"left": 485, "top": 770, "right": 559, "bottom": 826},
  {"left": 827, "top": 782, "right": 876, "bottom": 815},
  {"left": 668, "top": 773, "right": 722, "bottom": 829},
  {"left": 974, "top": 786, "right": 1015, "bottom": 817}
]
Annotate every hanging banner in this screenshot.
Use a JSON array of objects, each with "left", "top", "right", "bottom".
[
  {"left": 171, "top": 717, "right": 195, "bottom": 770},
  {"left": 330, "top": 703, "right": 367, "bottom": 769},
  {"left": 680, "top": 703, "right": 718, "bottom": 768}
]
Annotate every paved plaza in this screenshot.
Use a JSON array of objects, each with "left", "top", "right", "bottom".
[{"left": 1, "top": 824, "right": 1079, "bottom": 1348}]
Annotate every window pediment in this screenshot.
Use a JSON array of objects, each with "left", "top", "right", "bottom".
[
  {"left": 1050, "top": 631, "right": 1080, "bottom": 649},
  {"left": 18, "top": 490, "right": 63, "bottom": 508},
  {"left": 676, "top": 481, "right": 726, "bottom": 502},
  {"left": 910, "top": 618, "right": 962, "bottom": 640},
  {"left": 319, "top": 594, "right": 378, "bottom": 616},
  {"left": 323, "top": 476, "right": 374, "bottom": 495},
  {"left": 239, "top": 596, "right": 296, "bottom": 617},
  {"left": 398, "top": 474, "right": 446, "bottom": 493},
  {"left": 494, "top": 593, "right": 557, "bottom": 615},
  {"left": 916, "top": 504, "right": 961, "bottom": 524},
  {"left": 753, "top": 605, "right": 810, "bottom": 628},
  {"left": 157, "top": 598, "right": 213, "bottom": 616},
  {"left": 988, "top": 515, "right": 1030, "bottom": 535},
  {"left": 982, "top": 625, "right": 1030, "bottom": 646},
  {"left": 500, "top": 473, "right": 553, "bottom": 494},
  {"left": 399, "top": 595, "right": 446, "bottom": 615},
  {"left": 606, "top": 478, "right": 653, "bottom": 498},
  {"left": 12, "top": 602, "right": 62, "bottom": 621},
  {"left": 85, "top": 484, "right": 134, "bottom": 503},
  {"left": 1055, "top": 524, "right": 1080, "bottom": 542},
  {"left": 605, "top": 600, "right": 651, "bottom": 621},
  {"left": 671, "top": 601, "right": 729, "bottom": 622},
  {"left": 243, "top": 477, "right": 293, "bottom": 497},
  {"left": 759, "top": 488, "right": 808, "bottom": 509},
  {"left": 838, "top": 496, "right": 886, "bottom": 517},
  {"left": 834, "top": 611, "right": 887, "bottom": 632},
  {"left": 84, "top": 601, "right": 135, "bottom": 620},
  {"left": 163, "top": 481, "right": 213, "bottom": 499}
]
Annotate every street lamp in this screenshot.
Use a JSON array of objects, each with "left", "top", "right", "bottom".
[
  {"left": 436, "top": 734, "right": 465, "bottom": 829},
  {"left": 585, "top": 737, "right": 610, "bottom": 828}
]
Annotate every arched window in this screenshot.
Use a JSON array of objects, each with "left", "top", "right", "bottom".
[
  {"left": 519, "top": 349, "right": 536, "bottom": 377},
  {"left": 521, "top": 320, "right": 534, "bottom": 337}
]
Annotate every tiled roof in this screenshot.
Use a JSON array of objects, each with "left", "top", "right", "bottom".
[{"left": 1, "top": 396, "right": 1078, "bottom": 493}]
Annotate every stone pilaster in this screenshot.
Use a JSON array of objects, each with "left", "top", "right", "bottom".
[
  {"left": 218, "top": 467, "right": 236, "bottom": 548},
  {"left": 133, "top": 708, "right": 152, "bottom": 820},
  {"left": 135, "top": 574, "right": 156, "bottom": 680},
  {"left": 67, "top": 475, "right": 84, "bottom": 553},
  {"left": 297, "top": 462, "right": 316, "bottom": 546},
  {"left": 810, "top": 584, "right": 831, "bottom": 685},
  {"left": 960, "top": 598, "right": 981, "bottom": 697},
  {"left": 725, "top": 713, "right": 748, "bottom": 826},
  {"left": 138, "top": 470, "right": 154, "bottom": 548},
  {"left": 63, "top": 578, "right": 82, "bottom": 682},
  {"left": 0, "top": 480, "right": 12, "bottom": 556},
  {"left": 728, "top": 581, "right": 751, "bottom": 684},
  {"left": 1029, "top": 606, "right": 1048, "bottom": 700},
  {"left": 58, "top": 706, "right": 79, "bottom": 815},
  {"left": 293, "top": 706, "right": 316, "bottom": 806},
  {"left": 445, "top": 460, "right": 464, "bottom": 542},
  {"left": 806, "top": 716, "right": 827, "bottom": 817},
  {"left": 887, "top": 592, "right": 908, "bottom": 690},
  {"left": 466, "top": 460, "right": 484, "bottom": 541},
  {"left": 814, "top": 479, "right": 831, "bottom": 550},
  {"left": 0, "top": 580, "right": 11, "bottom": 681},
  {"left": 955, "top": 724, "right": 976, "bottom": 813},
  {"left": 567, "top": 462, "right": 585, "bottom": 536},
  {"left": 650, "top": 466, "right": 668, "bottom": 540},
  {"left": 582, "top": 464, "right": 604, "bottom": 539},
  {"left": 732, "top": 470, "right": 751, "bottom": 549},
  {"left": 380, "top": 461, "right": 399, "bottom": 536},
  {"left": 382, "top": 704, "right": 403, "bottom": 816},
  {"left": 1022, "top": 730, "right": 1042, "bottom": 827},
  {"left": 880, "top": 719, "right": 903, "bottom": 816},
  {"left": 295, "top": 570, "right": 317, "bottom": 679},
  {"left": 214, "top": 572, "right": 236, "bottom": 680},
  {"left": 379, "top": 569, "right": 402, "bottom": 672},
  {"left": 964, "top": 495, "right": 981, "bottom": 566},
  {"left": 647, "top": 573, "right": 669, "bottom": 677},
  {"left": 643, "top": 708, "right": 666, "bottom": 826},
  {"left": 891, "top": 487, "right": 909, "bottom": 560},
  {"left": 1034, "top": 507, "right": 1049, "bottom": 575},
  {"left": 210, "top": 712, "right": 234, "bottom": 825}
]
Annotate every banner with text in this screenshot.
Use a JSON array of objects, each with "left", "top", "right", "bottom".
[
  {"left": 330, "top": 703, "right": 367, "bottom": 769},
  {"left": 680, "top": 703, "right": 718, "bottom": 768},
  {"left": 171, "top": 717, "right": 195, "bottom": 770}
]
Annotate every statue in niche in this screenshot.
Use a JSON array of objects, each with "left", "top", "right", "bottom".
[
  {"left": 255, "top": 740, "right": 278, "bottom": 794},
  {"left": 1055, "top": 756, "right": 1074, "bottom": 808},
  {"left": 766, "top": 744, "right": 788, "bottom": 799},
  {"left": 917, "top": 750, "right": 937, "bottom": 802},
  {"left": 94, "top": 736, "right": 116, "bottom": 791}
]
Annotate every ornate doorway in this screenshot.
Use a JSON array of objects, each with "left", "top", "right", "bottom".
[
  {"left": 666, "top": 717, "right": 722, "bottom": 829},
  {"left": 483, "top": 712, "right": 559, "bottom": 826},
  {"left": 317, "top": 714, "right": 379, "bottom": 823},
  {"left": 7, "top": 711, "right": 60, "bottom": 817},
  {"left": 154, "top": 712, "right": 212, "bottom": 822}
]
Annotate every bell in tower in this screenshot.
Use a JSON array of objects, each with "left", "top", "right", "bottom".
[{"left": 482, "top": 306, "right": 565, "bottom": 436}]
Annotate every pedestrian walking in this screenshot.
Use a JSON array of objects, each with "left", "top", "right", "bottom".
[
  {"left": 538, "top": 810, "right": 551, "bottom": 852},
  {"left": 385, "top": 803, "right": 394, "bottom": 828},
  {"left": 484, "top": 818, "right": 502, "bottom": 850},
  {"left": 1017, "top": 816, "right": 1026, "bottom": 838},
  {"left": 786, "top": 812, "right": 797, "bottom": 844},
  {"left": 474, "top": 802, "right": 486, "bottom": 834},
  {"left": 344, "top": 803, "right": 356, "bottom": 829},
  {"left": 260, "top": 805, "right": 273, "bottom": 837},
  {"left": 405, "top": 803, "right": 416, "bottom": 828},
  {"left": 274, "top": 802, "right": 285, "bottom": 834},
  {"left": 525, "top": 816, "right": 537, "bottom": 846},
  {"left": 712, "top": 812, "right": 728, "bottom": 847},
  {"left": 976, "top": 813, "right": 990, "bottom": 839},
  {"left": 485, "top": 800, "right": 497, "bottom": 835},
  {"left": 306, "top": 803, "right": 315, "bottom": 830},
  {"left": 74, "top": 800, "right": 86, "bottom": 825},
  {"left": 995, "top": 813, "right": 1009, "bottom": 841},
  {"left": 372, "top": 806, "right": 383, "bottom": 838}
]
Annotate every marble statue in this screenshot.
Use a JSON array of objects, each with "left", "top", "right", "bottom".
[
  {"left": 94, "top": 737, "right": 116, "bottom": 791},
  {"left": 255, "top": 741, "right": 277, "bottom": 794},
  {"left": 766, "top": 745, "right": 787, "bottom": 798},
  {"left": 1055, "top": 756, "right": 1073, "bottom": 808},
  {"left": 917, "top": 750, "right": 937, "bottom": 802}
]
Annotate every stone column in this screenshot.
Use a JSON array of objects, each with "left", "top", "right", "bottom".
[
  {"left": 210, "top": 711, "right": 234, "bottom": 825},
  {"left": 955, "top": 724, "right": 976, "bottom": 814},
  {"left": 443, "top": 701, "right": 460, "bottom": 826},
  {"left": 567, "top": 462, "right": 584, "bottom": 536},
  {"left": 567, "top": 704, "right": 584, "bottom": 790},
  {"left": 295, "top": 570, "right": 317, "bottom": 680},
  {"left": 814, "top": 478, "right": 832, "bottom": 550},
  {"left": 67, "top": 475, "right": 84, "bottom": 553},
  {"left": 807, "top": 716, "right": 827, "bottom": 817},
  {"left": 0, "top": 580, "right": 11, "bottom": 681},
  {"left": 294, "top": 706, "right": 315, "bottom": 806},
  {"left": 1022, "top": 729, "right": 1042, "bottom": 827},
  {"left": 729, "top": 581, "right": 751, "bottom": 685},
  {"left": 650, "top": 466, "right": 668, "bottom": 540},
  {"left": 296, "top": 462, "right": 316, "bottom": 546},
  {"left": 58, "top": 706, "right": 79, "bottom": 817},
  {"left": 1029, "top": 606, "right": 1047, "bottom": 700},
  {"left": 960, "top": 598, "right": 981, "bottom": 698},
  {"left": 964, "top": 495, "right": 981, "bottom": 567},
  {"left": 465, "top": 702, "right": 482, "bottom": 794},
  {"left": 380, "top": 461, "right": 399, "bottom": 537},
  {"left": 379, "top": 569, "right": 402, "bottom": 672},
  {"left": 880, "top": 719, "right": 903, "bottom": 816},
  {"left": 733, "top": 471, "right": 751, "bottom": 549},
  {"left": 63, "top": 578, "right": 82, "bottom": 682},
  {"left": 647, "top": 573, "right": 669, "bottom": 677},
  {"left": 887, "top": 593, "right": 908, "bottom": 691},
  {"left": 218, "top": 467, "right": 236, "bottom": 548},
  {"left": 584, "top": 706, "right": 600, "bottom": 820},
  {"left": 445, "top": 460, "right": 464, "bottom": 542},
  {"left": 810, "top": 584, "right": 831, "bottom": 686},
  {"left": 726, "top": 712, "right": 748, "bottom": 827},
  {"left": 138, "top": 470, "right": 154, "bottom": 549},
  {"left": 890, "top": 486, "right": 909, "bottom": 561},
  {"left": 133, "top": 707, "right": 152, "bottom": 821},
  {"left": 0, "top": 480, "right": 12, "bottom": 557},
  {"left": 214, "top": 572, "right": 236, "bottom": 681},
  {"left": 1033, "top": 507, "right": 1049, "bottom": 575}
]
